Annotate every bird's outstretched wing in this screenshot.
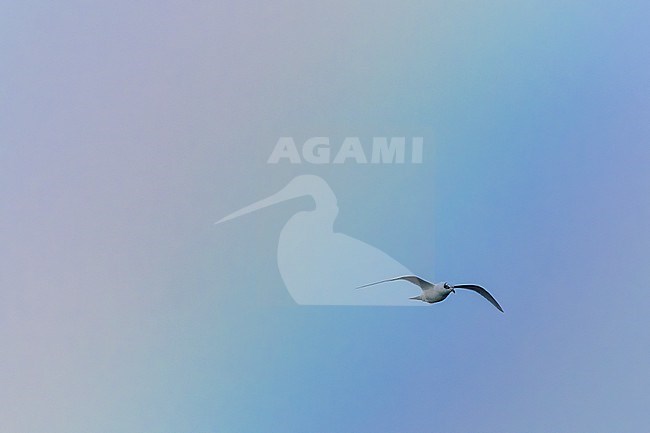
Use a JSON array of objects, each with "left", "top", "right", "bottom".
[
  {"left": 356, "top": 275, "right": 432, "bottom": 290},
  {"left": 453, "top": 284, "right": 504, "bottom": 312}
]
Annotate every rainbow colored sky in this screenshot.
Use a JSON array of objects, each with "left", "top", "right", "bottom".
[{"left": 2, "top": 2, "right": 649, "bottom": 432}]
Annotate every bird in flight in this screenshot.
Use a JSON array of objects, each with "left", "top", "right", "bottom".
[{"left": 356, "top": 275, "right": 503, "bottom": 312}]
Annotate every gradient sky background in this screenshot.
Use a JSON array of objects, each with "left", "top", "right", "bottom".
[{"left": 2, "top": 1, "right": 649, "bottom": 432}]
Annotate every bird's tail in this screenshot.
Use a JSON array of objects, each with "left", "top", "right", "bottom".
[{"left": 409, "top": 295, "right": 423, "bottom": 301}]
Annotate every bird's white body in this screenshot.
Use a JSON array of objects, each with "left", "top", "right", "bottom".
[{"left": 418, "top": 282, "right": 455, "bottom": 303}]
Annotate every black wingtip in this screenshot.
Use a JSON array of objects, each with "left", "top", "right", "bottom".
[{"left": 453, "top": 284, "right": 504, "bottom": 313}]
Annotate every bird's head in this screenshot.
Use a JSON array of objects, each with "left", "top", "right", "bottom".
[{"left": 443, "top": 282, "right": 455, "bottom": 294}]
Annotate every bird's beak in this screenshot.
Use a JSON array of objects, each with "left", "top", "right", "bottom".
[
  {"left": 451, "top": 288, "right": 456, "bottom": 293},
  {"left": 215, "top": 184, "right": 299, "bottom": 224}
]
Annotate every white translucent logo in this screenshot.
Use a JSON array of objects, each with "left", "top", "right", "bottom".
[
  {"left": 216, "top": 175, "right": 426, "bottom": 305},
  {"left": 268, "top": 137, "right": 424, "bottom": 164}
]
